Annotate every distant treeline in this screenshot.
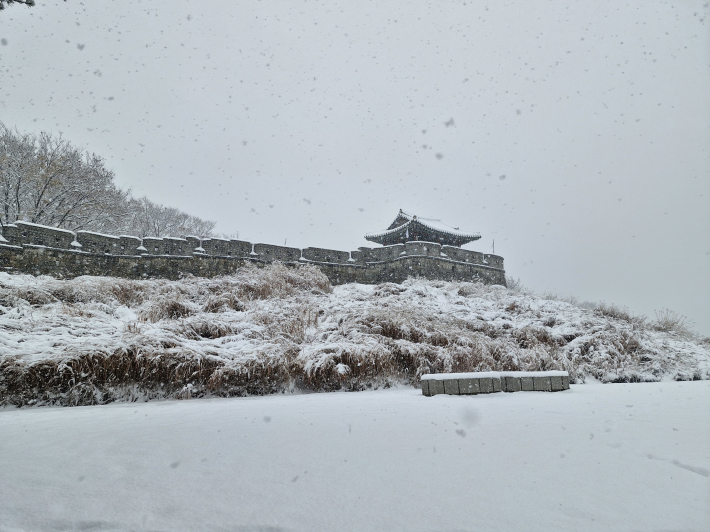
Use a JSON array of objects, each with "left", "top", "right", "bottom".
[{"left": 0, "top": 123, "right": 215, "bottom": 238}]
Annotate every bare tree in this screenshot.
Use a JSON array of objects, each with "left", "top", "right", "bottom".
[
  {"left": 24, "top": 132, "right": 130, "bottom": 230},
  {"left": 0, "top": 124, "right": 217, "bottom": 238},
  {"left": 0, "top": 126, "right": 35, "bottom": 227},
  {"left": 118, "top": 196, "right": 216, "bottom": 238},
  {"left": 0, "top": 125, "right": 128, "bottom": 230}
]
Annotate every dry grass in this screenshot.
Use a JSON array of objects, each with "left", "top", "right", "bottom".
[
  {"left": 592, "top": 302, "right": 647, "bottom": 328},
  {"left": 203, "top": 292, "right": 245, "bottom": 313},
  {"left": 139, "top": 297, "right": 196, "bottom": 322},
  {"left": 12, "top": 288, "right": 58, "bottom": 306},
  {"left": 652, "top": 308, "right": 692, "bottom": 337},
  {"left": 505, "top": 276, "right": 525, "bottom": 293}
]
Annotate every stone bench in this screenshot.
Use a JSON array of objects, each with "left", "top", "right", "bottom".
[{"left": 421, "top": 371, "right": 570, "bottom": 397}]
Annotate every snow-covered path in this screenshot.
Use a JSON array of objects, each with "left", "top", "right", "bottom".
[{"left": 1, "top": 383, "right": 708, "bottom": 532}]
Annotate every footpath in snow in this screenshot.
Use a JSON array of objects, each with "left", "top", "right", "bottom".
[{"left": 1, "top": 382, "right": 708, "bottom": 532}]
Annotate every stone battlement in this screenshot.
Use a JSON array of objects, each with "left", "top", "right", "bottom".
[{"left": 0, "top": 222, "right": 506, "bottom": 286}]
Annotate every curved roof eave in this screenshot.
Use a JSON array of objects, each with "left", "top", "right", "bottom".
[
  {"left": 364, "top": 220, "right": 414, "bottom": 240},
  {"left": 365, "top": 219, "right": 481, "bottom": 242}
]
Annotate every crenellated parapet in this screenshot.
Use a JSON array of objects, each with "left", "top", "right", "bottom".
[{"left": 0, "top": 222, "right": 506, "bottom": 286}]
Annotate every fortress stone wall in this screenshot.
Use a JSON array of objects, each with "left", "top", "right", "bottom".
[{"left": 0, "top": 222, "right": 506, "bottom": 286}]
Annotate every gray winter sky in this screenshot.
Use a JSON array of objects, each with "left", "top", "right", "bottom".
[{"left": 1, "top": 0, "right": 709, "bottom": 334}]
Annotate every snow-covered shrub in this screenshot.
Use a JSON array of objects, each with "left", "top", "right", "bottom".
[
  {"left": 223, "top": 262, "right": 332, "bottom": 300},
  {"left": 106, "top": 280, "right": 149, "bottom": 307},
  {"left": 11, "top": 287, "right": 57, "bottom": 306},
  {"left": 592, "top": 302, "right": 646, "bottom": 327}
]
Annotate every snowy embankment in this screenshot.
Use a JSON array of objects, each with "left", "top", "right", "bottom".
[
  {"left": 0, "top": 263, "right": 708, "bottom": 406},
  {"left": 1, "top": 383, "right": 708, "bottom": 532}
]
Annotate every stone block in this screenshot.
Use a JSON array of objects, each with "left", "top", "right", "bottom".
[
  {"left": 421, "top": 379, "right": 431, "bottom": 397},
  {"left": 443, "top": 379, "right": 460, "bottom": 395},
  {"left": 562, "top": 375, "right": 570, "bottom": 390},
  {"left": 440, "top": 246, "right": 483, "bottom": 264},
  {"left": 521, "top": 376, "right": 535, "bottom": 391},
  {"left": 503, "top": 376, "right": 522, "bottom": 392},
  {"left": 491, "top": 377, "right": 501, "bottom": 392},
  {"left": 458, "top": 378, "right": 480, "bottom": 395},
  {"left": 228, "top": 240, "right": 253, "bottom": 257},
  {"left": 533, "top": 376, "right": 552, "bottom": 392},
  {"left": 428, "top": 379, "right": 445, "bottom": 396},
  {"left": 550, "top": 376, "right": 564, "bottom": 392},
  {"left": 478, "top": 377, "right": 493, "bottom": 394}
]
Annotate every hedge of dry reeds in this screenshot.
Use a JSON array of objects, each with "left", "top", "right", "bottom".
[{"left": 1, "top": 264, "right": 708, "bottom": 407}]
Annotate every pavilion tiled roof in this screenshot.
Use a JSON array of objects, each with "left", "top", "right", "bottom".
[{"left": 365, "top": 210, "right": 481, "bottom": 247}]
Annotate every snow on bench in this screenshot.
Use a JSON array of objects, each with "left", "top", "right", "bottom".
[{"left": 421, "top": 371, "right": 570, "bottom": 396}]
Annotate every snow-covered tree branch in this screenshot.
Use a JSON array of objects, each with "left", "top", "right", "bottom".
[
  {"left": 0, "top": 0, "right": 36, "bottom": 11},
  {"left": 0, "top": 124, "right": 216, "bottom": 238}
]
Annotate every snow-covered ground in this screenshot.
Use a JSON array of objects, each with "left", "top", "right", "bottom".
[
  {"left": 1, "top": 265, "right": 709, "bottom": 406},
  {"left": 1, "top": 382, "right": 708, "bottom": 532}
]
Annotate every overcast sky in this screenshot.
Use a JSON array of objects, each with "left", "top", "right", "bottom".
[{"left": 1, "top": 0, "right": 709, "bottom": 334}]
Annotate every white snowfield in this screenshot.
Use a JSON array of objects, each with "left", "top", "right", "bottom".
[{"left": 0, "top": 382, "right": 708, "bottom": 532}]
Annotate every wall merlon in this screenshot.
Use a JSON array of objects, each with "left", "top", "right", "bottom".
[
  {"left": 76, "top": 231, "right": 121, "bottom": 255},
  {"left": 200, "top": 238, "right": 230, "bottom": 256},
  {"left": 441, "top": 246, "right": 484, "bottom": 265},
  {"left": 363, "top": 244, "right": 406, "bottom": 263},
  {"left": 118, "top": 236, "right": 143, "bottom": 255},
  {"left": 1, "top": 224, "right": 22, "bottom": 247},
  {"left": 163, "top": 237, "right": 193, "bottom": 256},
  {"left": 185, "top": 236, "right": 203, "bottom": 253},
  {"left": 141, "top": 237, "right": 165, "bottom": 255},
  {"left": 349, "top": 250, "right": 365, "bottom": 264},
  {"left": 404, "top": 241, "right": 441, "bottom": 257},
  {"left": 301, "top": 247, "right": 351, "bottom": 264},
  {"left": 14, "top": 221, "right": 75, "bottom": 249},
  {"left": 253, "top": 243, "right": 301, "bottom": 263},
  {"left": 229, "top": 240, "right": 255, "bottom": 258},
  {"left": 483, "top": 254, "right": 504, "bottom": 269}
]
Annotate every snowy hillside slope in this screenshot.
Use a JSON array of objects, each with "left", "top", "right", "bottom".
[{"left": 1, "top": 264, "right": 708, "bottom": 406}]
